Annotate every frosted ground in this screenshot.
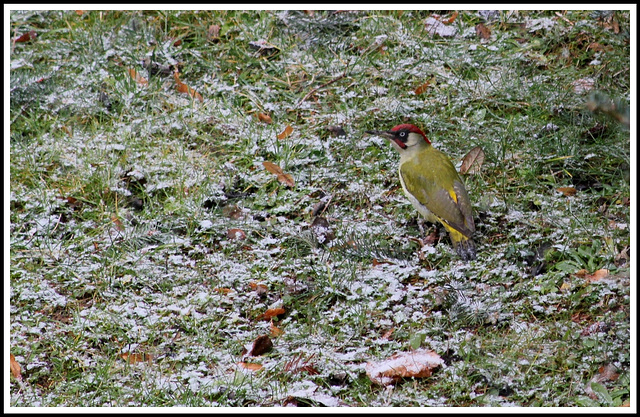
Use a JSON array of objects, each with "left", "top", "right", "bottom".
[{"left": 9, "top": 10, "right": 631, "bottom": 407}]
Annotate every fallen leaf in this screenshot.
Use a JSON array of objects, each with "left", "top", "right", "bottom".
[
  {"left": 207, "top": 24, "right": 221, "bottom": 42},
  {"left": 111, "top": 215, "right": 124, "bottom": 231},
  {"left": 365, "top": 349, "right": 444, "bottom": 386},
  {"left": 425, "top": 17, "right": 457, "bottom": 37},
  {"left": 442, "top": 11, "right": 459, "bottom": 24},
  {"left": 10, "top": 354, "right": 22, "bottom": 382},
  {"left": 585, "top": 364, "right": 619, "bottom": 400},
  {"left": 382, "top": 328, "right": 395, "bottom": 340},
  {"left": 327, "top": 125, "right": 347, "bottom": 137},
  {"left": 277, "top": 125, "right": 294, "bottom": 140},
  {"left": 257, "top": 113, "right": 273, "bottom": 124},
  {"left": 75, "top": 10, "right": 85, "bottom": 16},
  {"left": 14, "top": 30, "right": 37, "bottom": 43},
  {"left": 581, "top": 321, "right": 611, "bottom": 336},
  {"left": 244, "top": 335, "right": 273, "bottom": 357},
  {"left": 120, "top": 352, "right": 153, "bottom": 364},
  {"left": 414, "top": 77, "right": 434, "bottom": 95},
  {"left": 173, "top": 71, "right": 203, "bottom": 102},
  {"left": 238, "top": 362, "right": 263, "bottom": 371},
  {"left": 475, "top": 23, "right": 491, "bottom": 39},
  {"left": 258, "top": 307, "right": 285, "bottom": 321},
  {"left": 250, "top": 281, "right": 269, "bottom": 295},
  {"left": 585, "top": 268, "right": 609, "bottom": 283},
  {"left": 557, "top": 186, "right": 577, "bottom": 197},
  {"left": 173, "top": 38, "right": 182, "bottom": 47},
  {"left": 572, "top": 77, "right": 595, "bottom": 93},
  {"left": 127, "top": 68, "right": 148, "bottom": 85},
  {"left": 262, "top": 161, "right": 295, "bottom": 187},
  {"left": 459, "top": 146, "right": 485, "bottom": 174},
  {"left": 270, "top": 320, "right": 284, "bottom": 337},
  {"left": 310, "top": 216, "right": 335, "bottom": 244},
  {"left": 214, "top": 287, "right": 233, "bottom": 294},
  {"left": 227, "top": 228, "right": 246, "bottom": 240}
]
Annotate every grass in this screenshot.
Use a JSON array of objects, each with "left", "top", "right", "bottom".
[{"left": 8, "top": 9, "right": 631, "bottom": 407}]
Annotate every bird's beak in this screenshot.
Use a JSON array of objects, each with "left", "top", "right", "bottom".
[{"left": 366, "top": 130, "right": 394, "bottom": 140}]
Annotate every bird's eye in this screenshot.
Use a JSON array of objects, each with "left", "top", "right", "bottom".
[{"left": 398, "top": 131, "right": 407, "bottom": 141}]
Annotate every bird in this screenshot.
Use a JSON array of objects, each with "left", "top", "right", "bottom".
[{"left": 366, "top": 123, "right": 476, "bottom": 261}]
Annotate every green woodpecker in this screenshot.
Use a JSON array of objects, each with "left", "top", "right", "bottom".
[{"left": 366, "top": 124, "right": 476, "bottom": 261}]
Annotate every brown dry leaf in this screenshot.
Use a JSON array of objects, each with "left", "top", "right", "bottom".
[
  {"left": 246, "top": 335, "right": 273, "bottom": 356},
  {"left": 10, "top": 354, "right": 22, "bottom": 382},
  {"left": 257, "top": 112, "right": 273, "bottom": 124},
  {"left": 226, "top": 228, "right": 246, "bottom": 240},
  {"left": 442, "top": 11, "right": 459, "bottom": 24},
  {"left": 214, "top": 287, "right": 233, "bottom": 294},
  {"left": 173, "top": 72, "right": 203, "bottom": 102},
  {"left": 459, "top": 146, "right": 485, "bottom": 175},
  {"left": 238, "top": 362, "right": 263, "bottom": 371},
  {"left": 414, "top": 77, "right": 434, "bottom": 95},
  {"left": 365, "top": 349, "right": 444, "bottom": 386},
  {"left": 75, "top": 10, "right": 85, "bottom": 16},
  {"left": 270, "top": 320, "right": 284, "bottom": 337},
  {"left": 258, "top": 307, "right": 286, "bottom": 321},
  {"left": 585, "top": 363, "right": 619, "bottom": 400},
  {"left": 263, "top": 160, "right": 284, "bottom": 176},
  {"left": 173, "top": 38, "right": 182, "bottom": 47},
  {"left": 15, "top": 30, "right": 37, "bottom": 43},
  {"left": 557, "top": 186, "right": 577, "bottom": 197},
  {"left": 586, "top": 268, "right": 609, "bottom": 283},
  {"left": 127, "top": 68, "right": 148, "bottom": 85},
  {"left": 111, "top": 215, "right": 124, "bottom": 231},
  {"left": 382, "top": 328, "right": 395, "bottom": 340},
  {"left": 249, "top": 281, "right": 269, "bottom": 296},
  {"left": 475, "top": 23, "right": 491, "bottom": 39},
  {"left": 207, "top": 24, "right": 221, "bottom": 42},
  {"left": 262, "top": 161, "right": 295, "bottom": 187},
  {"left": 277, "top": 125, "right": 294, "bottom": 140},
  {"left": 121, "top": 352, "right": 153, "bottom": 364}
]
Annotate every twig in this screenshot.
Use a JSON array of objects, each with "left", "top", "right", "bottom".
[{"left": 295, "top": 72, "right": 346, "bottom": 108}]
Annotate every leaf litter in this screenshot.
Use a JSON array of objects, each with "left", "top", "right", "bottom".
[{"left": 9, "top": 9, "right": 630, "bottom": 407}]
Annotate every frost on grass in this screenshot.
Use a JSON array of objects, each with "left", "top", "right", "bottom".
[{"left": 9, "top": 9, "right": 630, "bottom": 407}]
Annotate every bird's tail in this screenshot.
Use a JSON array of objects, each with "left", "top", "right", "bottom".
[{"left": 447, "top": 228, "right": 476, "bottom": 261}]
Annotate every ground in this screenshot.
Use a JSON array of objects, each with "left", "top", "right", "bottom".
[{"left": 8, "top": 9, "right": 632, "bottom": 407}]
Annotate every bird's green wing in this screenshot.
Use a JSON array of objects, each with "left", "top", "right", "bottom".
[{"left": 400, "top": 152, "right": 474, "bottom": 237}]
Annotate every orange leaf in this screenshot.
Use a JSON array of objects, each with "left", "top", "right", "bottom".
[
  {"left": 557, "top": 187, "right": 577, "bottom": 197},
  {"left": 14, "top": 30, "right": 37, "bottom": 43},
  {"left": 270, "top": 320, "right": 284, "bottom": 337},
  {"left": 173, "top": 71, "right": 203, "bottom": 102},
  {"left": 120, "top": 352, "right": 153, "bottom": 364},
  {"left": 262, "top": 161, "right": 295, "bottom": 187},
  {"left": 214, "top": 287, "right": 233, "bottom": 294},
  {"left": 262, "top": 161, "right": 283, "bottom": 175},
  {"left": 258, "top": 307, "right": 285, "bottom": 321},
  {"left": 10, "top": 354, "right": 22, "bottom": 381},
  {"left": 173, "top": 38, "right": 182, "bottom": 47},
  {"left": 238, "top": 362, "right": 263, "bottom": 371},
  {"left": 128, "top": 68, "right": 148, "bottom": 85},
  {"left": 75, "top": 10, "right": 85, "bottom": 16},
  {"left": 277, "top": 125, "right": 294, "bottom": 140},
  {"left": 414, "top": 77, "right": 434, "bottom": 96},
  {"left": 443, "top": 11, "right": 458, "bottom": 24},
  {"left": 250, "top": 281, "right": 268, "bottom": 295},
  {"left": 459, "top": 146, "right": 485, "bottom": 174},
  {"left": 257, "top": 113, "right": 272, "bottom": 124},
  {"left": 586, "top": 269, "right": 609, "bottom": 283}
]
